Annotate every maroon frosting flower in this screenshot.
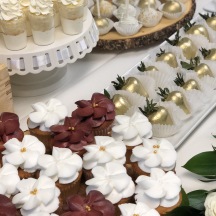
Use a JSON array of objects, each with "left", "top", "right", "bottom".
[
  {"left": 0, "top": 112, "right": 24, "bottom": 151},
  {"left": 0, "top": 194, "right": 19, "bottom": 216},
  {"left": 50, "top": 117, "right": 94, "bottom": 152},
  {"left": 61, "top": 190, "right": 115, "bottom": 216},
  {"left": 72, "top": 93, "right": 115, "bottom": 128}
]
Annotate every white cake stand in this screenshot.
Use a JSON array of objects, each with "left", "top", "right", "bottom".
[{"left": 0, "top": 10, "right": 99, "bottom": 97}]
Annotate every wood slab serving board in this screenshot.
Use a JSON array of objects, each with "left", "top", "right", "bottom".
[{"left": 97, "top": 0, "right": 196, "bottom": 50}]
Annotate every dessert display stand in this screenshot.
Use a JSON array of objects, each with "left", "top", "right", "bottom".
[{"left": 0, "top": 10, "right": 99, "bottom": 97}]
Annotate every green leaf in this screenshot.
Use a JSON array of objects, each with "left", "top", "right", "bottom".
[
  {"left": 181, "top": 188, "right": 189, "bottom": 206},
  {"left": 103, "top": 89, "right": 111, "bottom": 99},
  {"left": 182, "top": 151, "right": 216, "bottom": 178},
  {"left": 166, "top": 206, "right": 202, "bottom": 216},
  {"left": 180, "top": 61, "right": 194, "bottom": 70},
  {"left": 212, "top": 134, "right": 216, "bottom": 138},
  {"left": 187, "top": 190, "right": 208, "bottom": 211}
]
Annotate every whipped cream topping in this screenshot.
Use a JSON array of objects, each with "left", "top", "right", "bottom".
[
  {"left": 12, "top": 176, "right": 60, "bottom": 216},
  {"left": 2, "top": 135, "right": 46, "bottom": 173},
  {"left": 0, "top": 0, "right": 22, "bottom": 21},
  {"left": 112, "top": 112, "right": 152, "bottom": 146},
  {"left": 38, "top": 147, "right": 82, "bottom": 184},
  {"left": 83, "top": 136, "right": 126, "bottom": 170},
  {"left": 135, "top": 168, "right": 181, "bottom": 208},
  {"left": 86, "top": 162, "right": 135, "bottom": 204},
  {"left": 59, "top": 0, "right": 80, "bottom": 6},
  {"left": 20, "top": 0, "right": 30, "bottom": 7},
  {"left": 28, "top": 98, "right": 68, "bottom": 131},
  {"left": 119, "top": 202, "right": 160, "bottom": 216},
  {"left": 29, "top": 0, "right": 53, "bottom": 15},
  {"left": 131, "top": 138, "right": 177, "bottom": 173},
  {"left": 0, "top": 163, "right": 20, "bottom": 197}
]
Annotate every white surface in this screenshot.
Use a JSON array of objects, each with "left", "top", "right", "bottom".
[{"left": 12, "top": 0, "right": 216, "bottom": 193}]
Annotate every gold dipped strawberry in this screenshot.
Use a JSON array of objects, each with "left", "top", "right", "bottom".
[
  {"left": 156, "top": 49, "right": 178, "bottom": 68},
  {"left": 166, "top": 30, "right": 197, "bottom": 60},
  {"left": 104, "top": 89, "right": 131, "bottom": 115},
  {"left": 162, "top": 0, "right": 182, "bottom": 13},
  {"left": 137, "top": 61, "right": 158, "bottom": 72},
  {"left": 139, "top": 98, "right": 173, "bottom": 125},
  {"left": 157, "top": 87, "right": 190, "bottom": 114},
  {"left": 184, "top": 21, "right": 210, "bottom": 41},
  {"left": 111, "top": 75, "right": 149, "bottom": 97},
  {"left": 199, "top": 13, "right": 216, "bottom": 31},
  {"left": 174, "top": 73, "right": 200, "bottom": 90},
  {"left": 181, "top": 56, "right": 214, "bottom": 78},
  {"left": 200, "top": 47, "right": 216, "bottom": 61}
]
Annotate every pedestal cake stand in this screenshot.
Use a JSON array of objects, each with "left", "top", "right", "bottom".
[{"left": 0, "top": 10, "right": 99, "bottom": 97}]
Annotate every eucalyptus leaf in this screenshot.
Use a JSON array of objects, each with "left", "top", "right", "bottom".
[
  {"left": 166, "top": 206, "right": 202, "bottom": 216},
  {"left": 182, "top": 151, "right": 216, "bottom": 178},
  {"left": 103, "top": 89, "right": 111, "bottom": 99},
  {"left": 187, "top": 190, "right": 207, "bottom": 211}
]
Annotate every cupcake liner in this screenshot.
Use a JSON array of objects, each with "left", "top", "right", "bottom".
[
  {"left": 93, "top": 120, "right": 113, "bottom": 136},
  {"left": 97, "top": 18, "right": 114, "bottom": 35},
  {"left": 56, "top": 170, "right": 82, "bottom": 201},
  {"left": 159, "top": 1, "right": 185, "bottom": 20},
  {"left": 114, "top": 21, "right": 142, "bottom": 36},
  {"left": 83, "top": 168, "right": 94, "bottom": 181},
  {"left": 18, "top": 168, "right": 36, "bottom": 179}
]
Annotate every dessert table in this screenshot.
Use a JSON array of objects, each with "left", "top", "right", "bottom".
[{"left": 13, "top": 0, "right": 216, "bottom": 195}]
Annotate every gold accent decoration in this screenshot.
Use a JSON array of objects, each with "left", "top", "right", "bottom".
[
  {"left": 157, "top": 145, "right": 160, "bottom": 148},
  {"left": 153, "top": 145, "right": 157, "bottom": 148},
  {"left": 122, "top": 77, "right": 149, "bottom": 97},
  {"left": 186, "top": 24, "right": 210, "bottom": 41},
  {"left": 153, "top": 150, "right": 157, "bottom": 154},
  {"left": 133, "top": 214, "right": 140, "bottom": 216},
  {"left": 69, "top": 127, "right": 75, "bottom": 131},
  {"left": 20, "top": 147, "right": 27, "bottom": 152},
  {"left": 95, "top": 17, "right": 109, "bottom": 28},
  {"left": 156, "top": 52, "right": 178, "bottom": 68},
  {"left": 138, "top": 0, "right": 156, "bottom": 9},
  {"left": 93, "top": 103, "right": 98, "bottom": 107},
  {"left": 113, "top": 94, "right": 131, "bottom": 115},
  {"left": 85, "top": 205, "right": 91, "bottom": 212},
  {"left": 207, "top": 17, "right": 216, "bottom": 31},
  {"left": 183, "top": 79, "right": 200, "bottom": 90},
  {"left": 177, "top": 37, "right": 197, "bottom": 60},
  {"left": 162, "top": 1, "right": 182, "bottom": 13},
  {"left": 30, "top": 189, "right": 38, "bottom": 195},
  {"left": 99, "top": 146, "right": 106, "bottom": 151},
  {"left": 195, "top": 63, "right": 214, "bottom": 78}
]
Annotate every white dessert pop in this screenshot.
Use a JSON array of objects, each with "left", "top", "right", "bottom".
[
  {"left": 0, "top": 0, "right": 27, "bottom": 51},
  {"left": 83, "top": 136, "right": 126, "bottom": 170},
  {"left": 119, "top": 202, "right": 160, "bottom": 216},
  {"left": 113, "top": 3, "right": 138, "bottom": 20},
  {"left": 12, "top": 176, "right": 60, "bottom": 216},
  {"left": 131, "top": 138, "right": 177, "bottom": 173},
  {"left": 2, "top": 135, "right": 46, "bottom": 173},
  {"left": 28, "top": 0, "right": 55, "bottom": 45},
  {"left": 58, "top": 0, "right": 84, "bottom": 35},
  {"left": 0, "top": 163, "right": 20, "bottom": 197},
  {"left": 38, "top": 147, "right": 83, "bottom": 184},
  {"left": 138, "top": 7, "right": 162, "bottom": 27},
  {"left": 135, "top": 168, "right": 181, "bottom": 208},
  {"left": 86, "top": 162, "right": 135, "bottom": 204},
  {"left": 28, "top": 98, "right": 68, "bottom": 132},
  {"left": 112, "top": 111, "right": 152, "bottom": 147},
  {"left": 114, "top": 15, "right": 142, "bottom": 36},
  {"left": 94, "top": 17, "right": 114, "bottom": 35}
]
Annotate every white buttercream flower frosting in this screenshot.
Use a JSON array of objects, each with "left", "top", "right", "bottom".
[
  {"left": 29, "top": 212, "right": 58, "bottom": 216},
  {"left": 204, "top": 192, "right": 216, "bottom": 216},
  {"left": 0, "top": 163, "right": 20, "bottom": 197},
  {"left": 28, "top": 98, "right": 68, "bottom": 131},
  {"left": 119, "top": 202, "right": 160, "bottom": 216},
  {"left": 29, "top": 0, "right": 53, "bottom": 15},
  {"left": 20, "top": 0, "right": 30, "bottom": 7},
  {"left": 2, "top": 135, "right": 46, "bottom": 173},
  {"left": 112, "top": 111, "right": 152, "bottom": 146},
  {"left": 12, "top": 176, "right": 60, "bottom": 216},
  {"left": 86, "top": 162, "right": 135, "bottom": 204},
  {"left": 131, "top": 138, "right": 177, "bottom": 173},
  {"left": 83, "top": 136, "right": 126, "bottom": 170},
  {"left": 0, "top": 0, "right": 22, "bottom": 21},
  {"left": 38, "top": 147, "right": 82, "bottom": 184},
  {"left": 135, "top": 168, "right": 181, "bottom": 208}
]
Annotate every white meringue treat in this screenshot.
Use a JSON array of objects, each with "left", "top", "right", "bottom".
[
  {"left": 0, "top": 0, "right": 27, "bottom": 50},
  {"left": 113, "top": 3, "right": 138, "bottom": 20},
  {"left": 28, "top": 0, "right": 55, "bottom": 45},
  {"left": 138, "top": 7, "right": 162, "bottom": 27},
  {"left": 58, "top": 0, "right": 84, "bottom": 35},
  {"left": 114, "top": 16, "right": 142, "bottom": 36}
]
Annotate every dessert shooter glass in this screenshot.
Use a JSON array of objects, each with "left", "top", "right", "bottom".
[
  {"left": 58, "top": 1, "right": 84, "bottom": 35},
  {"left": 0, "top": 16, "right": 27, "bottom": 51},
  {"left": 28, "top": 12, "right": 55, "bottom": 45},
  {"left": 21, "top": 6, "right": 32, "bottom": 36},
  {"left": 53, "top": 0, "right": 61, "bottom": 27}
]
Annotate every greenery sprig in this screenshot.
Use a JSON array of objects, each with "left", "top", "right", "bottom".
[
  {"left": 183, "top": 21, "right": 196, "bottom": 32},
  {"left": 139, "top": 98, "right": 158, "bottom": 117},
  {"left": 111, "top": 75, "right": 126, "bottom": 90},
  {"left": 166, "top": 30, "right": 181, "bottom": 46},
  {"left": 180, "top": 56, "right": 200, "bottom": 70}
]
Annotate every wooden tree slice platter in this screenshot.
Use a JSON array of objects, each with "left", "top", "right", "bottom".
[{"left": 96, "top": 0, "right": 196, "bottom": 50}]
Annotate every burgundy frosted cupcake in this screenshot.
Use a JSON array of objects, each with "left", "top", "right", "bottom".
[
  {"left": 50, "top": 117, "right": 94, "bottom": 156},
  {"left": 0, "top": 112, "right": 24, "bottom": 164},
  {"left": 61, "top": 190, "right": 115, "bottom": 216},
  {"left": 0, "top": 194, "right": 20, "bottom": 216},
  {"left": 72, "top": 93, "right": 115, "bottom": 136}
]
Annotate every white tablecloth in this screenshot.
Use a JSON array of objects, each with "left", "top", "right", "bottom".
[{"left": 14, "top": 0, "right": 216, "bottom": 193}]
